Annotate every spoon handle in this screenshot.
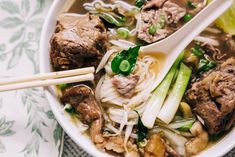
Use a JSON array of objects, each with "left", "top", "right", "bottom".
[
  {"left": 170, "top": 0, "right": 234, "bottom": 54},
  {"left": 142, "top": 0, "right": 234, "bottom": 53},
  {"left": 147, "top": 0, "right": 233, "bottom": 90}
]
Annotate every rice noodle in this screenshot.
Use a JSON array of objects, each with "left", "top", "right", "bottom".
[
  {"left": 109, "top": 39, "right": 136, "bottom": 49},
  {"left": 194, "top": 36, "right": 220, "bottom": 46},
  {"left": 205, "top": 27, "right": 222, "bottom": 34},
  {"left": 95, "top": 75, "right": 105, "bottom": 103},
  {"left": 115, "top": 1, "right": 136, "bottom": 12},
  {"left": 96, "top": 49, "right": 117, "bottom": 73},
  {"left": 83, "top": 0, "right": 115, "bottom": 12},
  {"left": 99, "top": 53, "right": 156, "bottom": 143},
  {"left": 124, "top": 125, "right": 133, "bottom": 151}
]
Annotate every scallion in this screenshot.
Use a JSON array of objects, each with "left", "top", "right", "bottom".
[
  {"left": 57, "top": 83, "right": 67, "bottom": 90},
  {"left": 191, "top": 45, "right": 204, "bottom": 57},
  {"left": 119, "top": 60, "right": 131, "bottom": 73},
  {"left": 148, "top": 24, "right": 161, "bottom": 35},
  {"left": 183, "top": 13, "right": 193, "bottom": 23},
  {"left": 116, "top": 28, "right": 129, "bottom": 39},
  {"left": 158, "top": 63, "right": 192, "bottom": 124}
]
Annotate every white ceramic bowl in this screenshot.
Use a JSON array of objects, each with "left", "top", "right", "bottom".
[{"left": 39, "top": 0, "right": 235, "bottom": 156}]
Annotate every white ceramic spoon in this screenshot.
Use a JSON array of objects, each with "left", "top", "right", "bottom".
[{"left": 141, "top": 0, "right": 234, "bottom": 89}]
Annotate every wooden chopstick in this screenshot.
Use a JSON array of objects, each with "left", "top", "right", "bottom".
[{"left": 0, "top": 67, "right": 95, "bottom": 92}]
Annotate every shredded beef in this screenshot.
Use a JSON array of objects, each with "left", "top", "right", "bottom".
[{"left": 186, "top": 58, "right": 235, "bottom": 134}]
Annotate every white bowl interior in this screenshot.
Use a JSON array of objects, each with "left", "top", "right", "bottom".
[{"left": 39, "top": 0, "right": 235, "bottom": 157}]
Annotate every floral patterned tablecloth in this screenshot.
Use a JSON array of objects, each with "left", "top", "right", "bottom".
[
  {"left": 0, "top": 0, "right": 234, "bottom": 157},
  {"left": 0, "top": 0, "right": 62, "bottom": 157}
]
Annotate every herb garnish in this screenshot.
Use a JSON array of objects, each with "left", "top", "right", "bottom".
[
  {"left": 187, "top": 0, "right": 197, "bottom": 9},
  {"left": 135, "top": 111, "right": 148, "bottom": 145},
  {"left": 135, "top": 0, "right": 146, "bottom": 8},
  {"left": 64, "top": 104, "right": 79, "bottom": 115},
  {"left": 111, "top": 45, "right": 141, "bottom": 75},
  {"left": 191, "top": 45, "right": 217, "bottom": 74}
]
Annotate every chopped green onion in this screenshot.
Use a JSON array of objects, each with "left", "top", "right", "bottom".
[
  {"left": 111, "top": 46, "right": 140, "bottom": 75},
  {"left": 57, "top": 83, "right": 67, "bottom": 90},
  {"left": 177, "top": 122, "right": 193, "bottom": 132},
  {"left": 97, "top": 12, "right": 125, "bottom": 27},
  {"left": 187, "top": 0, "right": 197, "bottom": 9},
  {"left": 197, "top": 59, "right": 216, "bottom": 74},
  {"left": 183, "top": 13, "right": 193, "bottom": 23},
  {"left": 119, "top": 60, "right": 131, "bottom": 73},
  {"left": 191, "top": 45, "right": 204, "bottom": 57},
  {"left": 148, "top": 24, "right": 161, "bottom": 35},
  {"left": 135, "top": 0, "right": 145, "bottom": 8},
  {"left": 137, "top": 139, "right": 147, "bottom": 148},
  {"left": 116, "top": 28, "right": 129, "bottom": 39}
]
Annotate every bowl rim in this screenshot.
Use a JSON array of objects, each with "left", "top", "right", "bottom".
[{"left": 39, "top": 0, "right": 235, "bottom": 157}]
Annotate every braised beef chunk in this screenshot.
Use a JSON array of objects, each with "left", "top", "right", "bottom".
[
  {"left": 137, "top": 0, "right": 186, "bottom": 43},
  {"left": 186, "top": 58, "right": 235, "bottom": 134},
  {"left": 62, "top": 85, "right": 104, "bottom": 143},
  {"left": 62, "top": 85, "right": 102, "bottom": 123},
  {"left": 50, "top": 14, "right": 108, "bottom": 70},
  {"left": 112, "top": 74, "right": 140, "bottom": 98},
  {"left": 225, "top": 35, "right": 235, "bottom": 52}
]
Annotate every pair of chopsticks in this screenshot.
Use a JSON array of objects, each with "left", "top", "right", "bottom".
[{"left": 0, "top": 67, "right": 95, "bottom": 92}]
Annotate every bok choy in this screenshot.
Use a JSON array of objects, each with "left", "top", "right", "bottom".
[
  {"left": 158, "top": 63, "right": 192, "bottom": 124},
  {"left": 141, "top": 52, "right": 184, "bottom": 128},
  {"left": 208, "top": 0, "right": 235, "bottom": 35}
]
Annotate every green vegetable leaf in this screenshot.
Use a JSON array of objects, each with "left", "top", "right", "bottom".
[
  {"left": 187, "top": 0, "right": 197, "bottom": 9},
  {"left": 177, "top": 122, "right": 193, "bottom": 132},
  {"left": 208, "top": 0, "right": 235, "bottom": 35},
  {"left": 191, "top": 45, "right": 204, "bottom": 57},
  {"left": 111, "top": 45, "right": 140, "bottom": 75},
  {"left": 97, "top": 12, "right": 125, "bottom": 27},
  {"left": 116, "top": 28, "right": 129, "bottom": 39},
  {"left": 57, "top": 83, "right": 67, "bottom": 90},
  {"left": 183, "top": 13, "right": 193, "bottom": 23},
  {"left": 135, "top": 0, "right": 146, "bottom": 8},
  {"left": 135, "top": 111, "right": 148, "bottom": 143},
  {"left": 197, "top": 59, "right": 216, "bottom": 74},
  {"left": 64, "top": 105, "right": 79, "bottom": 115}
]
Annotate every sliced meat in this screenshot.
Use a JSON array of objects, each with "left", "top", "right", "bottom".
[
  {"left": 137, "top": 0, "right": 186, "bottom": 43},
  {"left": 162, "top": 1, "right": 186, "bottom": 23},
  {"left": 186, "top": 58, "right": 235, "bottom": 134},
  {"left": 50, "top": 13, "right": 108, "bottom": 70},
  {"left": 225, "top": 34, "right": 235, "bottom": 52},
  {"left": 61, "top": 85, "right": 104, "bottom": 143},
  {"left": 143, "top": 0, "right": 166, "bottom": 10},
  {"left": 112, "top": 74, "right": 140, "bottom": 98},
  {"left": 96, "top": 136, "right": 138, "bottom": 154}
]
